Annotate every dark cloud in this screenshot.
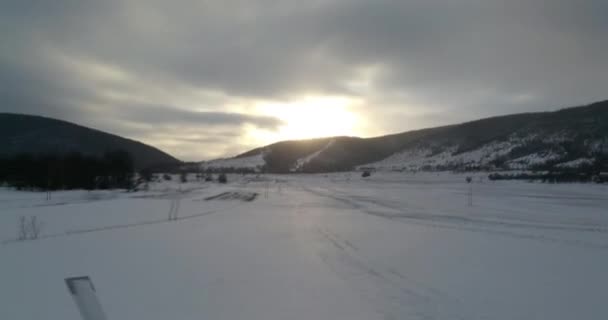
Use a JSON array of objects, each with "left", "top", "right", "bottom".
[
  {"left": 118, "top": 105, "right": 283, "bottom": 129},
  {"left": 1, "top": 0, "right": 607, "bottom": 160}
]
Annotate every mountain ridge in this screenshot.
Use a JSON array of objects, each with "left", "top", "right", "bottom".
[
  {"left": 0, "top": 113, "right": 180, "bottom": 169},
  {"left": 201, "top": 100, "right": 608, "bottom": 173}
]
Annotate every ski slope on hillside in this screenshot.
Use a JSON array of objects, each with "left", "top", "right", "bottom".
[
  {"left": 200, "top": 153, "right": 265, "bottom": 171},
  {"left": 291, "top": 139, "right": 335, "bottom": 171},
  {"left": 1, "top": 173, "right": 608, "bottom": 319}
]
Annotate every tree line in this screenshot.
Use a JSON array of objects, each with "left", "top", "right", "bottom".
[{"left": 0, "top": 150, "right": 135, "bottom": 191}]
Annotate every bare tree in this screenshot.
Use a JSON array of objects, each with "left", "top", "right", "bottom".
[
  {"left": 17, "top": 216, "right": 44, "bottom": 240},
  {"left": 218, "top": 173, "right": 227, "bottom": 183},
  {"left": 29, "top": 216, "right": 42, "bottom": 239},
  {"left": 17, "top": 216, "right": 28, "bottom": 241}
]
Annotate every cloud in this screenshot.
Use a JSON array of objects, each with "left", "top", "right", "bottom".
[
  {"left": 118, "top": 106, "right": 282, "bottom": 129},
  {"left": 1, "top": 0, "right": 607, "bottom": 160}
]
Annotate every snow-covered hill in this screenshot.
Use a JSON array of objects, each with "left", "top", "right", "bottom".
[
  {"left": 200, "top": 153, "right": 266, "bottom": 172},
  {"left": 199, "top": 100, "right": 608, "bottom": 173},
  {"left": 361, "top": 133, "right": 607, "bottom": 172}
]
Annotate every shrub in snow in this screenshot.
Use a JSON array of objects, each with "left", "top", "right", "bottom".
[
  {"left": 17, "top": 216, "right": 27, "bottom": 241},
  {"left": 140, "top": 168, "right": 153, "bottom": 183},
  {"left": 218, "top": 173, "right": 227, "bottom": 183},
  {"left": 17, "top": 216, "right": 43, "bottom": 241}
]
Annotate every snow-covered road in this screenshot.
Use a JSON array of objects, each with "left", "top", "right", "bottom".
[{"left": 2, "top": 173, "right": 608, "bottom": 319}]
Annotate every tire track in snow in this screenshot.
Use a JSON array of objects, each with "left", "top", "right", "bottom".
[
  {"left": 313, "top": 225, "right": 486, "bottom": 320},
  {"left": 303, "top": 186, "right": 608, "bottom": 250}
]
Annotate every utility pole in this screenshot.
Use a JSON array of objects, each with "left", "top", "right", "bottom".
[{"left": 465, "top": 176, "right": 473, "bottom": 207}]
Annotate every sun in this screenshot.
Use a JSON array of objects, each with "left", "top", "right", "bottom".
[{"left": 256, "top": 96, "right": 360, "bottom": 142}]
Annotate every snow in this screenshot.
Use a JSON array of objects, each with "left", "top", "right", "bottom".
[
  {"left": 590, "top": 139, "right": 608, "bottom": 154},
  {"left": 2, "top": 172, "right": 608, "bottom": 320},
  {"left": 363, "top": 140, "right": 519, "bottom": 171},
  {"left": 506, "top": 150, "right": 564, "bottom": 168},
  {"left": 361, "top": 146, "right": 438, "bottom": 171},
  {"left": 556, "top": 158, "right": 594, "bottom": 168},
  {"left": 360, "top": 130, "right": 608, "bottom": 172}
]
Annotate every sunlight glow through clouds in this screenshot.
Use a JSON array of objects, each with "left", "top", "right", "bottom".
[{"left": 249, "top": 96, "right": 363, "bottom": 145}]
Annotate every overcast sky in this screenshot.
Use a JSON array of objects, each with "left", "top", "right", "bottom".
[{"left": 1, "top": 0, "right": 607, "bottom": 160}]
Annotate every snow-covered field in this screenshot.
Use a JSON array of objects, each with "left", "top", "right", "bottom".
[{"left": 2, "top": 173, "right": 608, "bottom": 320}]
